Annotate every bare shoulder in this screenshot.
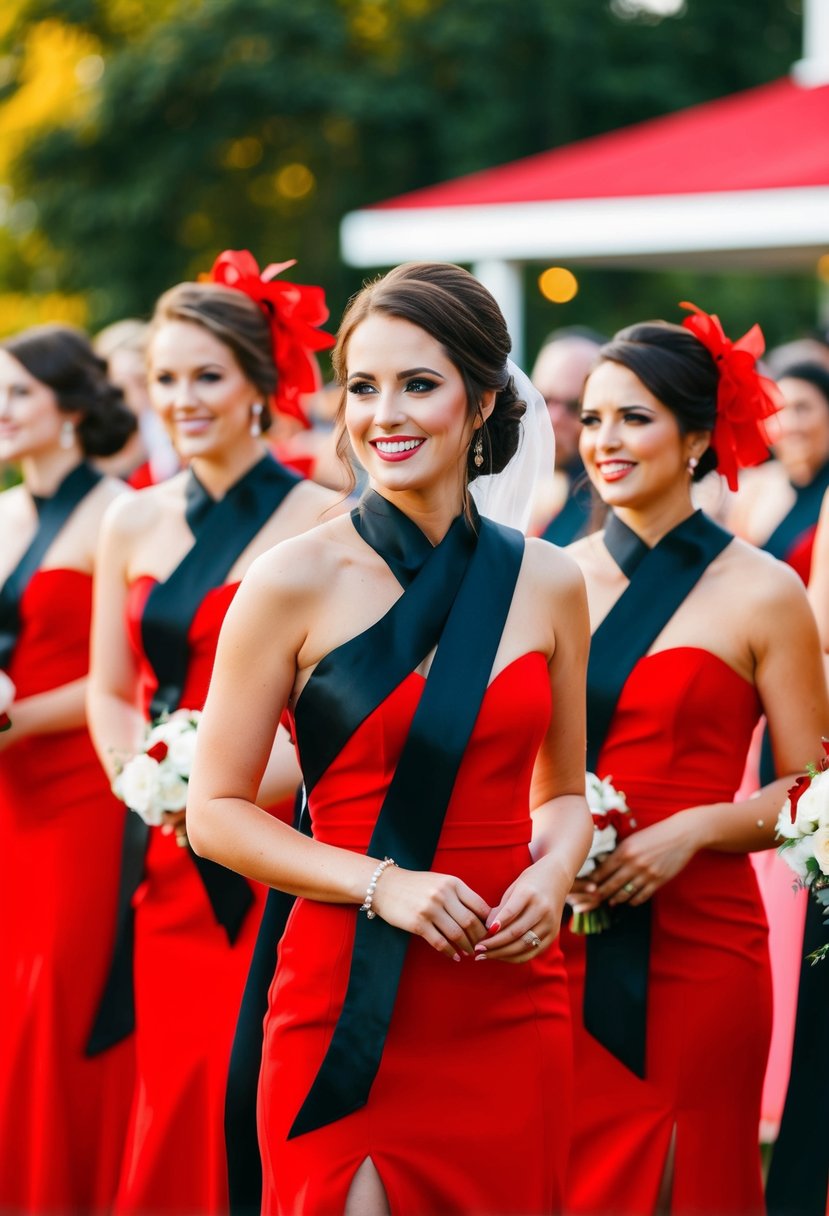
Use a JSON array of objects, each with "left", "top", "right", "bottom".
[
  {"left": 287, "top": 476, "right": 347, "bottom": 528},
  {"left": 524, "top": 535, "right": 587, "bottom": 601},
  {"left": 717, "top": 536, "right": 809, "bottom": 631},
  {"left": 0, "top": 482, "right": 30, "bottom": 523},
  {"left": 242, "top": 511, "right": 359, "bottom": 604},
  {"left": 100, "top": 472, "right": 185, "bottom": 539}
]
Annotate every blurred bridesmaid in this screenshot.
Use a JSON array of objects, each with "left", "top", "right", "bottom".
[
  {"left": 86, "top": 251, "right": 340, "bottom": 1216},
  {"left": 0, "top": 324, "right": 136, "bottom": 1213},
  {"left": 562, "top": 307, "right": 828, "bottom": 1215}
]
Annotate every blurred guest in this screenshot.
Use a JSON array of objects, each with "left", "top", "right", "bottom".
[
  {"left": 529, "top": 327, "right": 603, "bottom": 543},
  {"left": 765, "top": 335, "right": 829, "bottom": 378},
  {"left": 0, "top": 324, "right": 136, "bottom": 1214},
  {"left": 94, "top": 318, "right": 178, "bottom": 487}
]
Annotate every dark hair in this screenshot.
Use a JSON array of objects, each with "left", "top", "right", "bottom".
[
  {"left": 596, "top": 320, "right": 720, "bottom": 481},
  {"left": 150, "top": 282, "right": 276, "bottom": 432},
  {"left": 2, "top": 324, "right": 137, "bottom": 457},
  {"left": 776, "top": 361, "right": 829, "bottom": 411},
  {"left": 332, "top": 262, "right": 526, "bottom": 484}
]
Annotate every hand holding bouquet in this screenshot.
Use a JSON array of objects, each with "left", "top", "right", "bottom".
[
  {"left": 112, "top": 710, "right": 200, "bottom": 846},
  {"left": 776, "top": 742, "right": 829, "bottom": 963},
  {"left": 571, "top": 772, "right": 636, "bottom": 934}
]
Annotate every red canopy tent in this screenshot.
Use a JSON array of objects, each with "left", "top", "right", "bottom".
[{"left": 340, "top": 24, "right": 829, "bottom": 358}]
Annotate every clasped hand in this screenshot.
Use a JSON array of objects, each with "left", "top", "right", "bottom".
[
  {"left": 568, "top": 812, "right": 700, "bottom": 911},
  {"left": 372, "top": 855, "right": 568, "bottom": 964}
]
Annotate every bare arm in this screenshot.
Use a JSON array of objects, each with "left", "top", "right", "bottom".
[
  {"left": 87, "top": 496, "right": 147, "bottom": 780},
  {"left": 0, "top": 678, "right": 88, "bottom": 752},
  {"left": 808, "top": 485, "right": 829, "bottom": 651}
]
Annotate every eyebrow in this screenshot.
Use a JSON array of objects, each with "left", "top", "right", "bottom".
[{"left": 347, "top": 366, "right": 445, "bottom": 382}]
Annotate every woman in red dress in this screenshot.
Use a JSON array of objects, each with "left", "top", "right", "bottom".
[
  {"left": 86, "top": 252, "right": 340, "bottom": 1216},
  {"left": 561, "top": 308, "right": 829, "bottom": 1215},
  {"left": 186, "top": 261, "right": 593, "bottom": 1216},
  {"left": 0, "top": 325, "right": 137, "bottom": 1213}
]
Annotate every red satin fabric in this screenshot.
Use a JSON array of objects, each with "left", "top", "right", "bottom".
[
  {"left": 0, "top": 570, "right": 133, "bottom": 1214},
  {"left": 116, "top": 577, "right": 292, "bottom": 1216},
  {"left": 562, "top": 648, "right": 771, "bottom": 1216},
  {"left": 259, "top": 651, "right": 573, "bottom": 1215}
]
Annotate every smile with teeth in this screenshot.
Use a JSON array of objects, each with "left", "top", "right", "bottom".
[
  {"left": 371, "top": 437, "right": 425, "bottom": 461},
  {"left": 598, "top": 460, "right": 636, "bottom": 481}
]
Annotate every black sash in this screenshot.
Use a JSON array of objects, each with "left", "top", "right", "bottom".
[
  {"left": 765, "top": 895, "right": 829, "bottom": 1215},
  {"left": 541, "top": 469, "right": 594, "bottom": 548},
  {"left": 582, "top": 510, "right": 732, "bottom": 1077},
  {"left": 763, "top": 460, "right": 829, "bottom": 565},
  {"left": 87, "top": 454, "right": 299, "bottom": 1055},
  {"left": 287, "top": 491, "right": 524, "bottom": 1137},
  {"left": 0, "top": 462, "right": 101, "bottom": 669}
]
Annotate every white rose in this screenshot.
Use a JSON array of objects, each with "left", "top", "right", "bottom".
[
  {"left": 813, "top": 825, "right": 829, "bottom": 876},
  {"left": 794, "top": 771, "right": 829, "bottom": 833},
  {"left": 166, "top": 728, "right": 198, "bottom": 779},
  {"left": 0, "top": 670, "right": 15, "bottom": 716},
  {"left": 779, "top": 834, "right": 817, "bottom": 883},
  {"left": 775, "top": 803, "right": 802, "bottom": 841},
  {"left": 591, "top": 825, "right": 618, "bottom": 858},
  {"left": 158, "top": 766, "right": 188, "bottom": 812},
  {"left": 576, "top": 856, "right": 597, "bottom": 879},
  {"left": 116, "top": 754, "right": 164, "bottom": 825}
]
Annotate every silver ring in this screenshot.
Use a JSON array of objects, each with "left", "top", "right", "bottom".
[
  {"left": 523, "top": 931, "right": 542, "bottom": 949},
  {"left": 622, "top": 881, "right": 637, "bottom": 895}
]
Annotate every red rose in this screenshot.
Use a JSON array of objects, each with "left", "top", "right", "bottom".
[
  {"left": 146, "top": 740, "right": 169, "bottom": 762},
  {"left": 0, "top": 713, "right": 10, "bottom": 733}
]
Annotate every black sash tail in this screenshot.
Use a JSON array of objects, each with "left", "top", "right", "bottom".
[
  {"left": 289, "top": 494, "right": 524, "bottom": 1137},
  {"left": 765, "top": 895, "right": 829, "bottom": 1215},
  {"left": 86, "top": 454, "right": 300, "bottom": 1055},
  {"left": 583, "top": 510, "right": 732, "bottom": 1078},
  {"left": 0, "top": 462, "right": 102, "bottom": 669}
]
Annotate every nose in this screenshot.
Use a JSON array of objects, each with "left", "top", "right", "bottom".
[
  {"left": 171, "top": 378, "right": 197, "bottom": 409},
  {"left": 372, "top": 387, "right": 406, "bottom": 430},
  {"left": 594, "top": 416, "right": 622, "bottom": 452}
]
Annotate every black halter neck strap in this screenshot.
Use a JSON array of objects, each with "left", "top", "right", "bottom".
[
  {"left": 87, "top": 454, "right": 300, "bottom": 1056},
  {"left": 763, "top": 459, "right": 829, "bottom": 563},
  {"left": 0, "top": 462, "right": 101, "bottom": 669},
  {"left": 583, "top": 510, "right": 733, "bottom": 1078}
]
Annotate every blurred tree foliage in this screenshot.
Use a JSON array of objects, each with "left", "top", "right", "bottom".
[{"left": 0, "top": 0, "right": 813, "bottom": 352}]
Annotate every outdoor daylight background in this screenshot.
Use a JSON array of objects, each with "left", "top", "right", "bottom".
[{"left": 0, "top": 0, "right": 819, "bottom": 362}]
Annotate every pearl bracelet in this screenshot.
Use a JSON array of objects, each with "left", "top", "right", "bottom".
[{"left": 360, "top": 857, "right": 397, "bottom": 920}]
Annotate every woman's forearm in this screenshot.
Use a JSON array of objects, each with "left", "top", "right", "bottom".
[
  {"left": 682, "top": 775, "right": 796, "bottom": 855},
  {"left": 8, "top": 677, "right": 88, "bottom": 740},
  {"left": 530, "top": 794, "right": 594, "bottom": 880},
  {"left": 86, "top": 688, "right": 147, "bottom": 781}
]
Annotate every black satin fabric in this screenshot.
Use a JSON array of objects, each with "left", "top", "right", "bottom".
[
  {"left": 582, "top": 510, "right": 732, "bottom": 1078},
  {"left": 0, "top": 462, "right": 101, "bottom": 668}
]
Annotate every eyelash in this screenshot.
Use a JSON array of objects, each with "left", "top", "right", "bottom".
[
  {"left": 154, "top": 371, "right": 223, "bottom": 385},
  {"left": 580, "top": 411, "right": 652, "bottom": 426},
  {"left": 347, "top": 378, "right": 439, "bottom": 396}
]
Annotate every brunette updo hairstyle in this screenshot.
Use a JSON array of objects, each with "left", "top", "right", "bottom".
[
  {"left": 333, "top": 262, "right": 526, "bottom": 483},
  {"left": 149, "top": 282, "right": 276, "bottom": 431},
  {"left": 2, "top": 324, "right": 137, "bottom": 457},
  {"left": 777, "top": 361, "right": 829, "bottom": 412},
  {"left": 596, "top": 321, "right": 720, "bottom": 481}
]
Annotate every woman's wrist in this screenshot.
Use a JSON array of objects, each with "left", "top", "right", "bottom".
[{"left": 359, "top": 857, "right": 398, "bottom": 919}]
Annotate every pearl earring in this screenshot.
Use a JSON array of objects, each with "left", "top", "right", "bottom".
[
  {"left": 250, "top": 402, "right": 263, "bottom": 438},
  {"left": 59, "top": 420, "right": 75, "bottom": 450},
  {"left": 687, "top": 455, "right": 699, "bottom": 474}
]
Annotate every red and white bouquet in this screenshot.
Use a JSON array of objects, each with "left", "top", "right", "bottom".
[
  {"left": 112, "top": 710, "right": 200, "bottom": 841},
  {"left": 776, "top": 743, "right": 829, "bottom": 964},
  {"left": 571, "top": 772, "right": 637, "bottom": 935}
]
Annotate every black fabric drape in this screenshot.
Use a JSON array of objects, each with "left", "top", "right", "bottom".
[{"left": 583, "top": 510, "right": 732, "bottom": 1078}]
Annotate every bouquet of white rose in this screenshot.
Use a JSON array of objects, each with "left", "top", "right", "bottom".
[
  {"left": 112, "top": 710, "right": 200, "bottom": 844},
  {"left": 571, "top": 772, "right": 636, "bottom": 935},
  {"left": 776, "top": 743, "right": 829, "bottom": 964}
]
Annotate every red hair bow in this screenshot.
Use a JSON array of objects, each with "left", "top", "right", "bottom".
[
  {"left": 208, "top": 250, "right": 335, "bottom": 429},
  {"left": 680, "top": 301, "right": 782, "bottom": 492}
]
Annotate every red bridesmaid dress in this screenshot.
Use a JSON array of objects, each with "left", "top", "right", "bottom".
[
  {"left": 114, "top": 577, "right": 292, "bottom": 1216},
  {"left": 0, "top": 569, "right": 134, "bottom": 1214},
  {"left": 258, "top": 652, "right": 574, "bottom": 1215},
  {"left": 562, "top": 648, "right": 772, "bottom": 1215}
]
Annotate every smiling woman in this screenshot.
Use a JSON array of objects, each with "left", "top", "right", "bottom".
[
  {"left": 85, "top": 252, "right": 341, "bottom": 1216},
  {"left": 185, "top": 261, "right": 593, "bottom": 1216}
]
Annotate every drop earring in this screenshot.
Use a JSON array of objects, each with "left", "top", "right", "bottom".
[
  {"left": 60, "top": 420, "right": 75, "bottom": 450},
  {"left": 473, "top": 429, "right": 484, "bottom": 469},
  {"left": 687, "top": 455, "right": 699, "bottom": 474},
  {"left": 250, "top": 402, "right": 263, "bottom": 438}
]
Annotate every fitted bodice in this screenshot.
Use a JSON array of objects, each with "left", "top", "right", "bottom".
[
  {"left": 6, "top": 569, "right": 93, "bottom": 698},
  {"left": 291, "top": 651, "right": 551, "bottom": 854},
  {"left": 126, "top": 576, "right": 240, "bottom": 718},
  {"left": 596, "top": 647, "right": 762, "bottom": 825}
]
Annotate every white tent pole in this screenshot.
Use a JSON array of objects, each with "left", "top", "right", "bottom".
[
  {"left": 472, "top": 259, "right": 525, "bottom": 367},
  {"left": 793, "top": 0, "right": 829, "bottom": 86}
]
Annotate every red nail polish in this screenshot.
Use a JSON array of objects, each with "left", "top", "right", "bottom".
[{"left": 488, "top": 921, "right": 501, "bottom": 935}]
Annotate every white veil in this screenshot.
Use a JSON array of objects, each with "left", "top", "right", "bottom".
[{"left": 469, "top": 358, "right": 554, "bottom": 535}]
